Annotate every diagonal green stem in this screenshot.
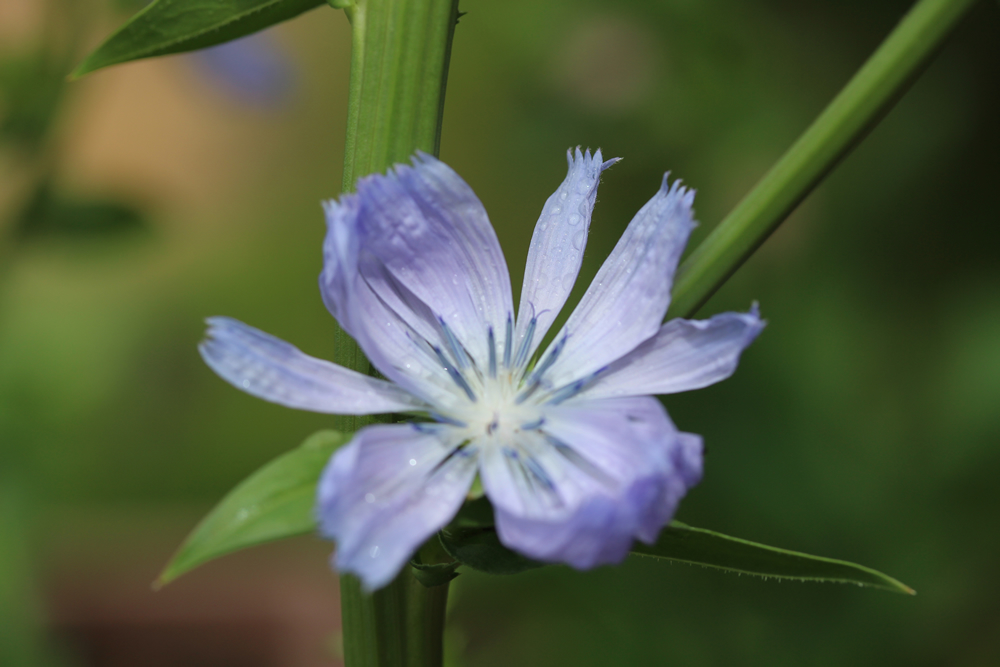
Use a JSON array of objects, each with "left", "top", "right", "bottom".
[
  {"left": 332, "top": 0, "right": 460, "bottom": 665},
  {"left": 666, "top": 0, "right": 980, "bottom": 319}
]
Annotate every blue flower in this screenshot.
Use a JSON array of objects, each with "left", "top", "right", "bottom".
[{"left": 200, "top": 149, "right": 764, "bottom": 590}]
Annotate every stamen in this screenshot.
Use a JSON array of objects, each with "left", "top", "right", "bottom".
[
  {"left": 520, "top": 417, "right": 545, "bottom": 431},
  {"left": 428, "top": 412, "right": 468, "bottom": 428},
  {"left": 546, "top": 366, "right": 608, "bottom": 405},
  {"left": 438, "top": 317, "right": 472, "bottom": 369},
  {"left": 514, "top": 317, "right": 537, "bottom": 369},
  {"left": 432, "top": 346, "right": 477, "bottom": 402},
  {"left": 517, "top": 334, "right": 568, "bottom": 402},
  {"left": 503, "top": 314, "right": 513, "bottom": 369},
  {"left": 523, "top": 456, "right": 555, "bottom": 490},
  {"left": 488, "top": 326, "right": 497, "bottom": 378},
  {"left": 411, "top": 422, "right": 443, "bottom": 433},
  {"left": 529, "top": 334, "right": 566, "bottom": 384}
]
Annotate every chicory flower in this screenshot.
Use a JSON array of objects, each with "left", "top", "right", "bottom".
[{"left": 200, "top": 149, "right": 763, "bottom": 590}]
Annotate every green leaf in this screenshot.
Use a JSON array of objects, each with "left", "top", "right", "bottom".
[
  {"left": 631, "top": 521, "right": 915, "bottom": 594},
  {"left": 438, "top": 526, "right": 546, "bottom": 576},
  {"left": 72, "top": 0, "right": 329, "bottom": 79},
  {"left": 156, "top": 429, "right": 349, "bottom": 587}
]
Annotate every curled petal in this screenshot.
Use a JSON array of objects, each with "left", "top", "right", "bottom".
[
  {"left": 481, "top": 396, "right": 701, "bottom": 568},
  {"left": 199, "top": 317, "right": 426, "bottom": 414},
  {"left": 514, "top": 148, "right": 618, "bottom": 363},
  {"left": 539, "top": 176, "right": 696, "bottom": 389},
  {"left": 352, "top": 154, "right": 514, "bottom": 370},
  {"left": 578, "top": 306, "right": 765, "bottom": 400},
  {"left": 320, "top": 197, "right": 463, "bottom": 410},
  {"left": 317, "top": 424, "right": 477, "bottom": 591}
]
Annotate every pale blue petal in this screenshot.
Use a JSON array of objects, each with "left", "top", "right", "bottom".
[
  {"left": 352, "top": 154, "right": 514, "bottom": 371},
  {"left": 317, "top": 424, "right": 477, "bottom": 591},
  {"left": 481, "top": 396, "right": 701, "bottom": 568},
  {"left": 538, "top": 177, "right": 696, "bottom": 389},
  {"left": 199, "top": 317, "right": 427, "bottom": 414},
  {"left": 319, "top": 197, "right": 464, "bottom": 410},
  {"left": 577, "top": 306, "right": 765, "bottom": 400},
  {"left": 513, "top": 148, "right": 618, "bottom": 363}
]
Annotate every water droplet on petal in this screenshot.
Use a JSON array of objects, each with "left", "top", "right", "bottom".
[
  {"left": 370, "top": 546, "right": 380, "bottom": 558},
  {"left": 572, "top": 230, "right": 585, "bottom": 250},
  {"left": 365, "top": 493, "right": 375, "bottom": 503},
  {"left": 569, "top": 214, "right": 581, "bottom": 225},
  {"left": 561, "top": 272, "right": 576, "bottom": 291},
  {"left": 409, "top": 459, "right": 417, "bottom": 466},
  {"left": 242, "top": 379, "right": 250, "bottom": 389}
]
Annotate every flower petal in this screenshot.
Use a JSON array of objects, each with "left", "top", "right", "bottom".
[
  {"left": 353, "top": 154, "right": 514, "bottom": 370},
  {"left": 317, "top": 424, "right": 477, "bottom": 591},
  {"left": 577, "top": 306, "right": 765, "bottom": 400},
  {"left": 199, "top": 317, "right": 427, "bottom": 414},
  {"left": 537, "top": 176, "right": 696, "bottom": 390},
  {"left": 481, "top": 396, "right": 702, "bottom": 568},
  {"left": 513, "top": 148, "right": 618, "bottom": 364},
  {"left": 320, "top": 196, "right": 465, "bottom": 410}
]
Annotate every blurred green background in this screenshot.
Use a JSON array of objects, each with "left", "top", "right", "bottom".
[{"left": 1, "top": 0, "right": 998, "bottom": 665}]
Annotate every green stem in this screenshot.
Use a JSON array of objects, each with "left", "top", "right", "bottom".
[
  {"left": 666, "top": 0, "right": 980, "bottom": 319},
  {"left": 340, "top": 569, "right": 451, "bottom": 667},
  {"left": 333, "top": 0, "right": 460, "bottom": 665}
]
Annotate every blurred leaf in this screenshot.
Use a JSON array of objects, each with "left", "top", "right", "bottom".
[
  {"left": 439, "top": 525, "right": 546, "bottom": 576},
  {"left": 156, "top": 429, "right": 349, "bottom": 587},
  {"left": 0, "top": 55, "right": 66, "bottom": 149},
  {"left": 447, "top": 494, "right": 495, "bottom": 529},
  {"left": 15, "top": 183, "right": 147, "bottom": 240},
  {"left": 72, "top": 0, "right": 329, "bottom": 78},
  {"left": 632, "top": 522, "right": 915, "bottom": 594}
]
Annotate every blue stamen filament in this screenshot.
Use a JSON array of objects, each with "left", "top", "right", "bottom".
[
  {"left": 432, "top": 345, "right": 477, "bottom": 402},
  {"left": 488, "top": 326, "right": 497, "bottom": 378},
  {"left": 514, "top": 317, "right": 536, "bottom": 369},
  {"left": 503, "top": 314, "right": 513, "bottom": 369}
]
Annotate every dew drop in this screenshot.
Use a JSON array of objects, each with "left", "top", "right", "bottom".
[
  {"left": 571, "top": 230, "right": 585, "bottom": 250},
  {"left": 560, "top": 191, "right": 568, "bottom": 200},
  {"left": 569, "top": 214, "right": 581, "bottom": 226},
  {"left": 370, "top": 546, "right": 380, "bottom": 558},
  {"left": 365, "top": 493, "right": 375, "bottom": 503},
  {"left": 561, "top": 272, "right": 576, "bottom": 291},
  {"left": 242, "top": 379, "right": 250, "bottom": 389},
  {"left": 409, "top": 459, "right": 417, "bottom": 466}
]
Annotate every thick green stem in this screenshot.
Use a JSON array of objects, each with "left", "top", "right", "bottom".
[
  {"left": 666, "top": 0, "right": 980, "bottom": 319},
  {"left": 333, "top": 0, "right": 460, "bottom": 665},
  {"left": 340, "top": 570, "right": 451, "bottom": 667}
]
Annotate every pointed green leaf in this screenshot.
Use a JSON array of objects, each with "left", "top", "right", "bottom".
[
  {"left": 632, "top": 521, "right": 914, "bottom": 594},
  {"left": 72, "top": 0, "right": 329, "bottom": 79},
  {"left": 156, "top": 429, "right": 349, "bottom": 587}
]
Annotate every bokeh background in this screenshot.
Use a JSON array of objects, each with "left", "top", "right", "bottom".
[{"left": 1, "top": 0, "right": 998, "bottom": 665}]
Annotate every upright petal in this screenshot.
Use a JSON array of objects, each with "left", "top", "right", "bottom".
[
  {"left": 199, "top": 317, "right": 427, "bottom": 414},
  {"left": 537, "top": 176, "right": 696, "bottom": 390},
  {"left": 320, "top": 196, "right": 465, "bottom": 411},
  {"left": 577, "top": 307, "right": 765, "bottom": 400},
  {"left": 317, "top": 424, "right": 477, "bottom": 591},
  {"left": 480, "top": 396, "right": 701, "bottom": 568},
  {"left": 513, "top": 148, "right": 619, "bottom": 364},
  {"left": 353, "top": 154, "right": 514, "bottom": 370}
]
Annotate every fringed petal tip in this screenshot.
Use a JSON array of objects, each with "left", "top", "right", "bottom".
[
  {"left": 652, "top": 172, "right": 694, "bottom": 221},
  {"left": 566, "top": 146, "right": 621, "bottom": 174}
]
